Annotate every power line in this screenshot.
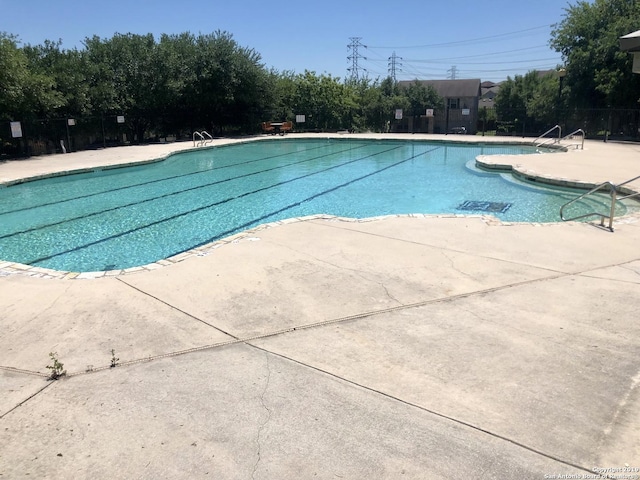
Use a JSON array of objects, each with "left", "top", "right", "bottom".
[
  {"left": 354, "top": 26, "right": 561, "bottom": 82},
  {"left": 407, "top": 57, "right": 559, "bottom": 65},
  {"left": 367, "top": 25, "right": 551, "bottom": 49},
  {"left": 402, "top": 45, "right": 551, "bottom": 62}
]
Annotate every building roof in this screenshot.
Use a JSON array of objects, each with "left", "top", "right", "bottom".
[
  {"left": 620, "top": 30, "right": 640, "bottom": 52},
  {"left": 398, "top": 79, "right": 481, "bottom": 98}
]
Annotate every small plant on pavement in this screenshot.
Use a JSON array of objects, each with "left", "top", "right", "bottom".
[
  {"left": 46, "top": 352, "right": 66, "bottom": 380},
  {"left": 110, "top": 349, "right": 119, "bottom": 368}
]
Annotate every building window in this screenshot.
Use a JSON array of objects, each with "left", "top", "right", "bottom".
[{"left": 447, "top": 98, "right": 459, "bottom": 109}]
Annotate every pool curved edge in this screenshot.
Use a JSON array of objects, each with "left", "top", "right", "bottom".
[
  {"left": 475, "top": 154, "right": 640, "bottom": 197},
  {"left": 8, "top": 208, "right": 640, "bottom": 280},
  {"left": 0, "top": 213, "right": 510, "bottom": 280},
  {"left": 2, "top": 135, "right": 638, "bottom": 279}
]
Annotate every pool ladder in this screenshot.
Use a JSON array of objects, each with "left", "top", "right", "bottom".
[
  {"left": 534, "top": 125, "right": 585, "bottom": 150},
  {"left": 193, "top": 130, "right": 213, "bottom": 147},
  {"left": 560, "top": 173, "right": 640, "bottom": 231}
]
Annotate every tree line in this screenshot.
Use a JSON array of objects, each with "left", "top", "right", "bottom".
[
  {"left": 2, "top": 0, "right": 640, "bottom": 150},
  {"left": 0, "top": 30, "right": 442, "bottom": 146},
  {"left": 495, "top": 0, "right": 640, "bottom": 136}
]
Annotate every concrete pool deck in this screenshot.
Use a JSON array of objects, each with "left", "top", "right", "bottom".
[{"left": 1, "top": 134, "right": 639, "bottom": 479}]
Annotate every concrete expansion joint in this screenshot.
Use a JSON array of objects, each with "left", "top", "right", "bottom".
[
  {"left": 46, "top": 273, "right": 577, "bottom": 379},
  {"left": 254, "top": 346, "right": 596, "bottom": 477},
  {"left": 0, "top": 381, "right": 54, "bottom": 420},
  {"left": 252, "top": 352, "right": 273, "bottom": 479},
  {"left": 116, "top": 277, "right": 239, "bottom": 339}
]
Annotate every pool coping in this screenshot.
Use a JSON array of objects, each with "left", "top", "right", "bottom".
[
  {"left": 0, "top": 213, "right": 519, "bottom": 280},
  {"left": 475, "top": 154, "right": 640, "bottom": 196},
  {"left": 2, "top": 134, "right": 639, "bottom": 279}
]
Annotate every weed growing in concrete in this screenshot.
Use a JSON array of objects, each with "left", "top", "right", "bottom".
[
  {"left": 46, "top": 352, "right": 66, "bottom": 380},
  {"left": 110, "top": 349, "right": 119, "bottom": 368}
]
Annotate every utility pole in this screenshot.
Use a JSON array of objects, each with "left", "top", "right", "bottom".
[
  {"left": 388, "top": 51, "right": 402, "bottom": 82},
  {"left": 447, "top": 65, "right": 458, "bottom": 80},
  {"left": 347, "top": 37, "right": 365, "bottom": 81}
]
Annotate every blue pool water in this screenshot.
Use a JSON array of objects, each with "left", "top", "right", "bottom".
[{"left": 0, "top": 138, "right": 629, "bottom": 272}]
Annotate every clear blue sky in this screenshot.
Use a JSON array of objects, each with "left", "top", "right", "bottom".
[{"left": 0, "top": 0, "right": 570, "bottom": 82}]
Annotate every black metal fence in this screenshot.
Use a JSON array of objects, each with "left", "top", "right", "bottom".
[
  {"left": 476, "top": 108, "right": 640, "bottom": 141},
  {"left": 0, "top": 114, "right": 203, "bottom": 159},
  {"left": 3, "top": 107, "right": 640, "bottom": 161}
]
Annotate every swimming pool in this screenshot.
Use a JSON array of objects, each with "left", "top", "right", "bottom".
[{"left": 0, "top": 138, "right": 630, "bottom": 273}]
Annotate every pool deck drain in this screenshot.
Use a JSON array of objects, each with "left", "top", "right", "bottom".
[{"left": 0, "top": 134, "right": 639, "bottom": 479}]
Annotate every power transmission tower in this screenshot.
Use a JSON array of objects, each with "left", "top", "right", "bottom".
[
  {"left": 347, "top": 37, "right": 365, "bottom": 81},
  {"left": 447, "top": 65, "right": 458, "bottom": 80},
  {"left": 388, "top": 51, "right": 402, "bottom": 82}
]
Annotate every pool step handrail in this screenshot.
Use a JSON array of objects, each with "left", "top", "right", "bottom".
[
  {"left": 201, "top": 130, "right": 213, "bottom": 146},
  {"left": 534, "top": 125, "right": 562, "bottom": 148},
  {"left": 560, "top": 129, "right": 585, "bottom": 150},
  {"left": 192, "top": 131, "right": 204, "bottom": 147},
  {"left": 560, "top": 173, "right": 640, "bottom": 231},
  {"left": 192, "top": 130, "right": 213, "bottom": 147}
]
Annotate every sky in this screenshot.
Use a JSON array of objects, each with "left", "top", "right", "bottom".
[{"left": 0, "top": 0, "right": 572, "bottom": 83}]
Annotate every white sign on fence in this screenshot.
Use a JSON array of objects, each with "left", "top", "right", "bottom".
[
  {"left": 10, "top": 121, "right": 22, "bottom": 138},
  {"left": 117, "top": 115, "right": 125, "bottom": 124},
  {"left": 395, "top": 109, "right": 403, "bottom": 120},
  {"left": 296, "top": 114, "right": 306, "bottom": 123},
  {"left": 426, "top": 109, "right": 434, "bottom": 117}
]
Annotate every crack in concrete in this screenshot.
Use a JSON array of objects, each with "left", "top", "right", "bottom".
[
  {"left": 619, "top": 263, "right": 640, "bottom": 279},
  {"left": 602, "top": 369, "right": 640, "bottom": 437},
  {"left": 270, "top": 242, "right": 404, "bottom": 306},
  {"left": 379, "top": 281, "right": 402, "bottom": 305},
  {"left": 439, "top": 250, "right": 474, "bottom": 280},
  {"left": 27, "top": 282, "right": 74, "bottom": 324},
  {"left": 314, "top": 220, "right": 571, "bottom": 275},
  {"left": 252, "top": 352, "right": 273, "bottom": 480}
]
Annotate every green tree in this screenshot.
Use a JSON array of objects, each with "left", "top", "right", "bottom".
[
  {"left": 0, "top": 33, "right": 62, "bottom": 122},
  {"left": 270, "top": 70, "right": 297, "bottom": 122},
  {"left": 404, "top": 80, "right": 443, "bottom": 117},
  {"left": 23, "top": 40, "right": 90, "bottom": 117},
  {"left": 0, "top": 32, "right": 28, "bottom": 121},
  {"left": 494, "top": 71, "right": 560, "bottom": 133},
  {"left": 398, "top": 80, "right": 443, "bottom": 132},
  {"left": 83, "top": 33, "right": 163, "bottom": 141},
  {"left": 347, "top": 77, "right": 407, "bottom": 133},
  {"left": 380, "top": 77, "right": 409, "bottom": 131},
  {"left": 551, "top": 0, "right": 640, "bottom": 108},
  {"left": 526, "top": 73, "right": 560, "bottom": 126},
  {"left": 293, "top": 71, "right": 353, "bottom": 131},
  {"left": 179, "top": 31, "right": 269, "bottom": 134},
  {"left": 154, "top": 32, "right": 199, "bottom": 135}
]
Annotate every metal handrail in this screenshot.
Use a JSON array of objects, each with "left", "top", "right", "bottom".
[
  {"left": 192, "top": 131, "right": 205, "bottom": 147},
  {"left": 201, "top": 130, "right": 213, "bottom": 146},
  {"left": 560, "top": 181, "right": 617, "bottom": 230},
  {"left": 534, "top": 125, "right": 561, "bottom": 147},
  {"left": 192, "top": 130, "right": 214, "bottom": 147},
  {"left": 560, "top": 128, "right": 585, "bottom": 150},
  {"left": 560, "top": 173, "right": 640, "bottom": 231}
]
